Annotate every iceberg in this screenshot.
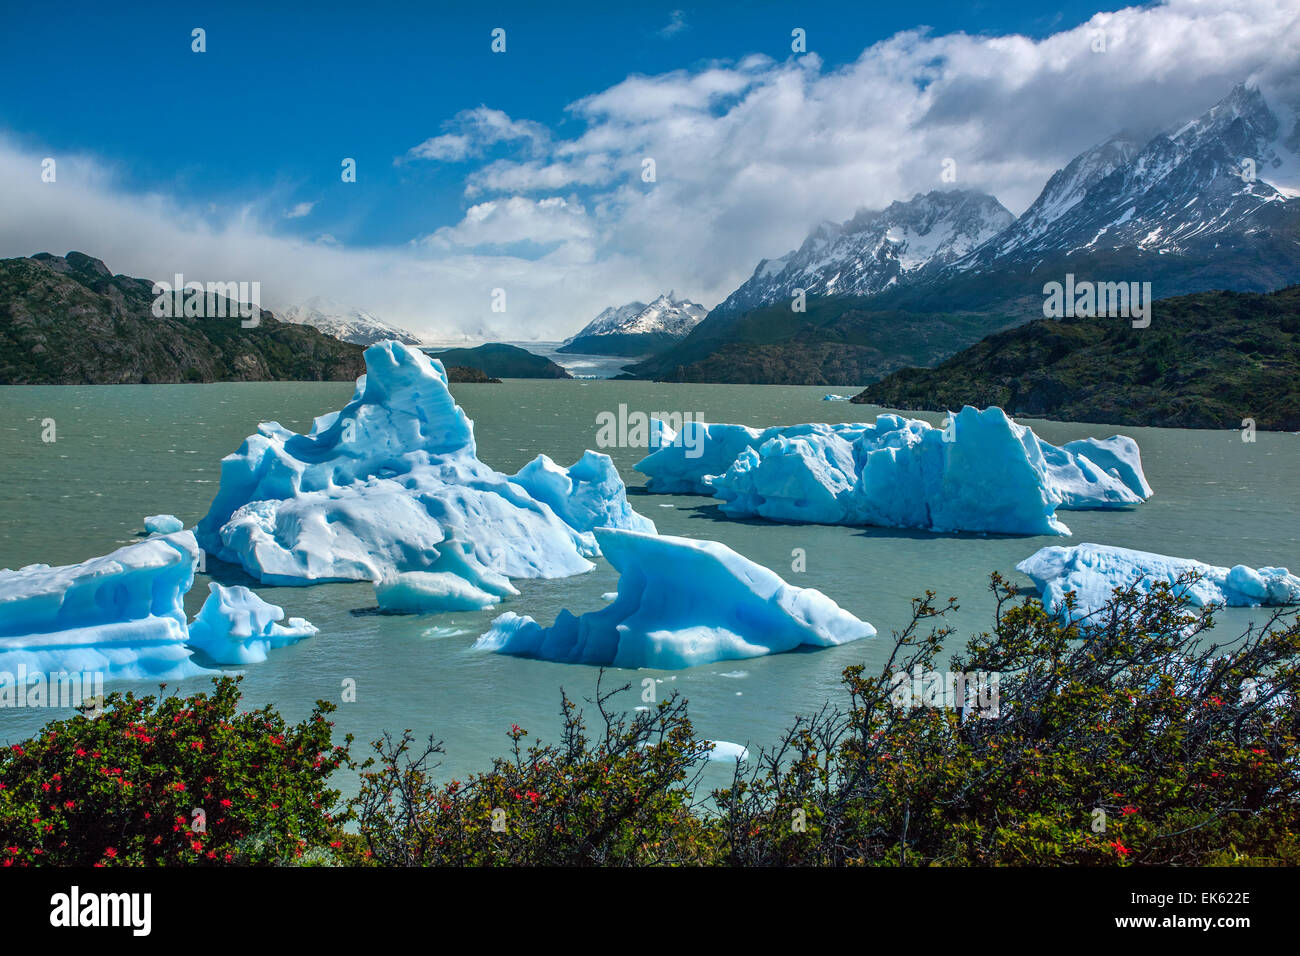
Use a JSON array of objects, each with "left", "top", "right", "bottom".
[
  {"left": 704, "top": 740, "right": 750, "bottom": 762},
  {"left": 143, "top": 514, "right": 185, "bottom": 534},
  {"left": 196, "top": 341, "right": 653, "bottom": 587},
  {"left": 186, "top": 582, "right": 318, "bottom": 665},
  {"left": 511, "top": 451, "right": 655, "bottom": 535},
  {"left": 1017, "top": 543, "right": 1300, "bottom": 621},
  {"left": 0, "top": 532, "right": 322, "bottom": 678},
  {"left": 636, "top": 407, "right": 1153, "bottom": 536},
  {"left": 0, "top": 532, "right": 203, "bottom": 680},
  {"left": 374, "top": 538, "right": 519, "bottom": 613},
  {"left": 475, "top": 528, "right": 874, "bottom": 669}
]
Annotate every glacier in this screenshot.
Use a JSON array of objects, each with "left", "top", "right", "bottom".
[
  {"left": 635, "top": 407, "right": 1152, "bottom": 536},
  {"left": 1017, "top": 543, "right": 1300, "bottom": 621},
  {"left": 196, "top": 341, "right": 653, "bottom": 587},
  {"left": 187, "top": 582, "right": 318, "bottom": 665},
  {"left": 475, "top": 528, "right": 874, "bottom": 669}
]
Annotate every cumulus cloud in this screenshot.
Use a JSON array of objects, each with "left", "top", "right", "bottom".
[{"left": 1, "top": 0, "right": 1296, "bottom": 341}]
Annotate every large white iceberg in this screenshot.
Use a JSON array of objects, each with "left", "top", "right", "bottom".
[
  {"left": 196, "top": 341, "right": 653, "bottom": 587},
  {"left": 1017, "top": 543, "right": 1300, "bottom": 621},
  {"left": 187, "top": 582, "right": 319, "bottom": 665},
  {"left": 636, "top": 408, "right": 1152, "bottom": 536},
  {"left": 475, "top": 528, "right": 875, "bottom": 669},
  {"left": 0, "top": 532, "right": 204, "bottom": 680}
]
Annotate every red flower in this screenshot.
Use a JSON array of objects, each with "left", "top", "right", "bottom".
[
  {"left": 220, "top": 798, "right": 232, "bottom": 808},
  {"left": 1109, "top": 840, "right": 1131, "bottom": 856},
  {"left": 1121, "top": 806, "right": 1138, "bottom": 815},
  {"left": 104, "top": 847, "right": 117, "bottom": 858}
]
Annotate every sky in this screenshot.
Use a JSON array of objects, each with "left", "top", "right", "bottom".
[{"left": 1, "top": 0, "right": 1297, "bottom": 340}]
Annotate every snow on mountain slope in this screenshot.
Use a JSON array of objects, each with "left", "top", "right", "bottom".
[
  {"left": 278, "top": 296, "right": 424, "bottom": 346},
  {"left": 566, "top": 293, "right": 707, "bottom": 342},
  {"left": 708, "top": 190, "right": 1014, "bottom": 320},
  {"left": 968, "top": 84, "right": 1300, "bottom": 265}
]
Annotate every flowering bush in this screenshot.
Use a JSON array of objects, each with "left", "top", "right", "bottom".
[
  {"left": 0, "top": 676, "right": 352, "bottom": 866},
  {"left": 715, "top": 574, "right": 1300, "bottom": 865}
]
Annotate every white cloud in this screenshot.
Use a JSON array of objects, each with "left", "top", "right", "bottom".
[
  {"left": 401, "top": 106, "right": 550, "bottom": 164},
  {"left": 2, "top": 0, "right": 1297, "bottom": 342},
  {"left": 419, "top": 196, "right": 595, "bottom": 251},
  {"left": 285, "top": 201, "right": 315, "bottom": 219}
]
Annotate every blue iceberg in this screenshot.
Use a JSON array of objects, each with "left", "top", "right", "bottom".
[
  {"left": 475, "top": 528, "right": 875, "bottom": 669},
  {"left": 636, "top": 407, "right": 1153, "bottom": 536},
  {"left": 196, "top": 341, "right": 653, "bottom": 587},
  {"left": 0, "top": 532, "right": 320, "bottom": 678},
  {"left": 187, "top": 582, "right": 318, "bottom": 665},
  {"left": 143, "top": 514, "right": 185, "bottom": 534},
  {"left": 1017, "top": 543, "right": 1300, "bottom": 621},
  {"left": 0, "top": 532, "right": 203, "bottom": 680}
]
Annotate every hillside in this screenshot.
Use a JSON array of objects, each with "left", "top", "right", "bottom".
[
  {"left": 424, "top": 343, "right": 571, "bottom": 379},
  {"left": 0, "top": 253, "right": 366, "bottom": 384},
  {"left": 853, "top": 285, "right": 1300, "bottom": 430},
  {"left": 622, "top": 294, "right": 1018, "bottom": 385}
]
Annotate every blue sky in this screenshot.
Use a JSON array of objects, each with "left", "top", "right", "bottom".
[
  {"left": 1, "top": 0, "right": 1295, "bottom": 338},
  {"left": 2, "top": 0, "right": 1105, "bottom": 247}
]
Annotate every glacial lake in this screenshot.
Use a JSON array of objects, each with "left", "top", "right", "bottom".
[{"left": 1, "top": 379, "right": 1297, "bottom": 794}]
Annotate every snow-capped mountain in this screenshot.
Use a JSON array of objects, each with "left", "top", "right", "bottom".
[
  {"left": 559, "top": 292, "right": 708, "bottom": 355},
  {"left": 277, "top": 296, "right": 424, "bottom": 346},
  {"left": 965, "top": 83, "right": 1300, "bottom": 266},
  {"left": 708, "top": 190, "right": 1015, "bottom": 320},
  {"left": 628, "top": 82, "right": 1300, "bottom": 384}
]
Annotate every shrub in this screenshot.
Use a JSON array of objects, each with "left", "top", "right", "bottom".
[
  {"left": 0, "top": 676, "right": 352, "bottom": 866},
  {"left": 715, "top": 575, "right": 1300, "bottom": 865}
]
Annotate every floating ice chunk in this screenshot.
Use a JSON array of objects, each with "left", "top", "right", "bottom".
[
  {"left": 822, "top": 394, "right": 851, "bottom": 402},
  {"left": 144, "top": 514, "right": 184, "bottom": 534},
  {"left": 1037, "top": 436, "right": 1152, "bottom": 509},
  {"left": 1016, "top": 543, "right": 1300, "bottom": 621},
  {"left": 475, "top": 528, "right": 874, "bottom": 669},
  {"left": 187, "top": 582, "right": 318, "bottom": 665},
  {"left": 0, "top": 532, "right": 203, "bottom": 680},
  {"left": 196, "top": 341, "right": 650, "bottom": 587},
  {"left": 711, "top": 433, "right": 858, "bottom": 525},
  {"left": 512, "top": 451, "right": 656, "bottom": 535},
  {"left": 375, "top": 538, "right": 519, "bottom": 613},
  {"left": 704, "top": 740, "right": 749, "bottom": 762},
  {"left": 638, "top": 408, "right": 1153, "bottom": 535}
]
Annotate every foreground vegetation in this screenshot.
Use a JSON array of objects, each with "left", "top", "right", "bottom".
[{"left": 3, "top": 576, "right": 1297, "bottom": 866}]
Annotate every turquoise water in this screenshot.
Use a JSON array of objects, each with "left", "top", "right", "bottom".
[{"left": 1, "top": 380, "right": 1297, "bottom": 793}]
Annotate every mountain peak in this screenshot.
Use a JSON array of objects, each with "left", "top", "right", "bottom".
[
  {"left": 566, "top": 293, "right": 708, "bottom": 344},
  {"left": 711, "top": 188, "right": 1013, "bottom": 319}
]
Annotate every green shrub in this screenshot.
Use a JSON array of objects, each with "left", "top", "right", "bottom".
[{"left": 0, "top": 676, "right": 352, "bottom": 866}]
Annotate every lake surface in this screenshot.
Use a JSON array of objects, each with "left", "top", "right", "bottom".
[{"left": 1, "top": 379, "right": 1296, "bottom": 794}]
